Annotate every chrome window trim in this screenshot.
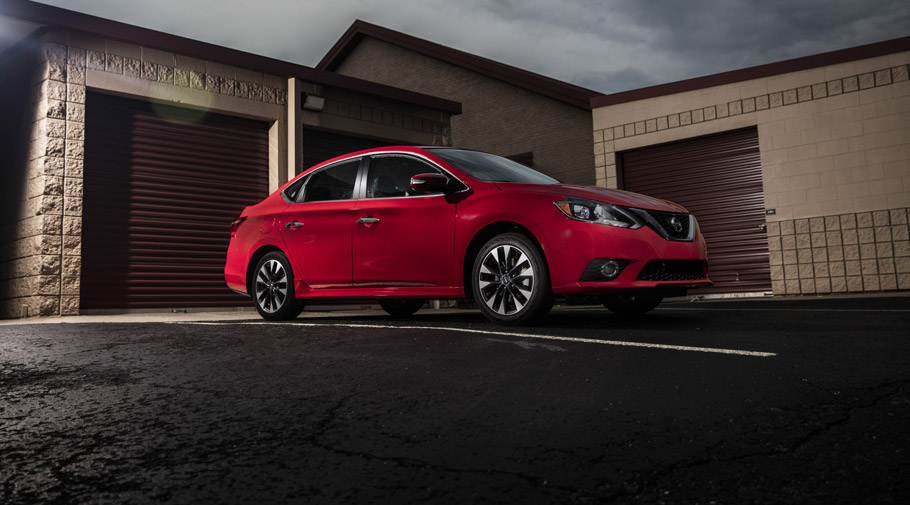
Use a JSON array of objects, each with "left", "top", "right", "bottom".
[
  {"left": 283, "top": 150, "right": 471, "bottom": 205},
  {"left": 360, "top": 193, "right": 449, "bottom": 201}
]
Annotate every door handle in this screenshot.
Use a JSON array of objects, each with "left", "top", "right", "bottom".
[
  {"left": 284, "top": 220, "right": 304, "bottom": 229},
  {"left": 357, "top": 217, "right": 380, "bottom": 227},
  {"left": 759, "top": 223, "right": 767, "bottom": 231}
]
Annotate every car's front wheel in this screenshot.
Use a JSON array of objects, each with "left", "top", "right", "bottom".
[
  {"left": 473, "top": 233, "right": 553, "bottom": 325},
  {"left": 380, "top": 299, "right": 425, "bottom": 317},
  {"left": 252, "top": 251, "right": 302, "bottom": 321},
  {"left": 600, "top": 293, "right": 662, "bottom": 315}
]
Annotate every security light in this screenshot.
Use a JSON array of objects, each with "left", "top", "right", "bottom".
[{"left": 301, "top": 93, "right": 326, "bottom": 112}]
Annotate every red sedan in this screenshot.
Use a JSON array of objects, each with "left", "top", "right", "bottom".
[{"left": 225, "top": 147, "right": 711, "bottom": 324}]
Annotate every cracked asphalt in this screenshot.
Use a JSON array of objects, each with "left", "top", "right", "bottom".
[{"left": 2, "top": 296, "right": 909, "bottom": 504}]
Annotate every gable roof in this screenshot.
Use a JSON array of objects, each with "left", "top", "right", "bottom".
[
  {"left": 0, "top": 0, "right": 461, "bottom": 114},
  {"left": 591, "top": 36, "right": 910, "bottom": 108},
  {"left": 317, "top": 20, "right": 602, "bottom": 110}
]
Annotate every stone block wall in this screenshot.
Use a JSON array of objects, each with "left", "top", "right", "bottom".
[
  {"left": 0, "top": 39, "right": 79, "bottom": 318},
  {"left": 592, "top": 49, "right": 910, "bottom": 296},
  {"left": 767, "top": 209, "right": 910, "bottom": 294}
]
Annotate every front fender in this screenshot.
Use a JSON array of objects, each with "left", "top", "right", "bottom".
[{"left": 455, "top": 191, "right": 565, "bottom": 290}]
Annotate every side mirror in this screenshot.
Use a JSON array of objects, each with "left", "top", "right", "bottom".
[{"left": 410, "top": 173, "right": 450, "bottom": 193}]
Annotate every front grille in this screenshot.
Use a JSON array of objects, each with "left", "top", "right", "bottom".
[
  {"left": 637, "top": 260, "right": 705, "bottom": 281},
  {"left": 631, "top": 208, "right": 693, "bottom": 241},
  {"left": 647, "top": 210, "right": 691, "bottom": 240}
]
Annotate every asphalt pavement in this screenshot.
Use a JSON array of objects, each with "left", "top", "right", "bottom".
[{"left": 1, "top": 295, "right": 909, "bottom": 504}]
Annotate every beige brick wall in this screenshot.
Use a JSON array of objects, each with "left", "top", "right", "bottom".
[
  {"left": 334, "top": 37, "right": 596, "bottom": 185},
  {"left": 592, "top": 51, "right": 910, "bottom": 295}
]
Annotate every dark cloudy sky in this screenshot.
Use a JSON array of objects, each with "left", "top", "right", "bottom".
[{"left": 34, "top": 0, "right": 910, "bottom": 94}]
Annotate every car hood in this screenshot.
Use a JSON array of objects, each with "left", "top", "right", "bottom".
[{"left": 494, "top": 183, "right": 688, "bottom": 213}]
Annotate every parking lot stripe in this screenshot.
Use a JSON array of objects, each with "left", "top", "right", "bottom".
[
  {"left": 656, "top": 307, "right": 910, "bottom": 312},
  {"left": 174, "top": 322, "right": 776, "bottom": 357}
]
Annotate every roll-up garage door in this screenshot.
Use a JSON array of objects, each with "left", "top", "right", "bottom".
[
  {"left": 621, "top": 128, "right": 771, "bottom": 294},
  {"left": 81, "top": 92, "right": 269, "bottom": 310},
  {"left": 302, "top": 128, "right": 406, "bottom": 172}
]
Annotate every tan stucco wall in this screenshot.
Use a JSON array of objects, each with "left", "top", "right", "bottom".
[
  {"left": 592, "top": 52, "right": 910, "bottom": 295},
  {"left": 333, "top": 37, "right": 596, "bottom": 185}
]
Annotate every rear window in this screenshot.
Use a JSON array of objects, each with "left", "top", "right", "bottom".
[{"left": 427, "top": 148, "right": 559, "bottom": 185}]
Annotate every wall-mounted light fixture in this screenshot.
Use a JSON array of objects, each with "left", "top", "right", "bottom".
[{"left": 301, "top": 93, "right": 326, "bottom": 112}]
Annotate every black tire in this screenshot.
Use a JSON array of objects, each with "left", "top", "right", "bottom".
[
  {"left": 252, "top": 251, "right": 302, "bottom": 321},
  {"left": 379, "top": 299, "right": 425, "bottom": 317},
  {"left": 472, "top": 233, "right": 553, "bottom": 325},
  {"left": 600, "top": 293, "right": 662, "bottom": 315}
]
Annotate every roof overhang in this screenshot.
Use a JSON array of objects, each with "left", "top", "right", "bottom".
[
  {"left": 318, "top": 19, "right": 602, "bottom": 110},
  {"left": 0, "top": 0, "right": 461, "bottom": 114},
  {"left": 590, "top": 36, "right": 910, "bottom": 109}
]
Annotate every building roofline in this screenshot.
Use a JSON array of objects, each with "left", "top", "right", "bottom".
[
  {"left": 590, "top": 36, "right": 910, "bottom": 109},
  {"left": 0, "top": 0, "right": 462, "bottom": 114},
  {"left": 317, "top": 19, "right": 602, "bottom": 110}
]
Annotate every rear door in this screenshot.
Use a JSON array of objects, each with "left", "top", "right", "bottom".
[{"left": 280, "top": 159, "right": 361, "bottom": 289}]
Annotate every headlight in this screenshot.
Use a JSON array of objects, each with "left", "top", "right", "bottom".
[{"left": 554, "top": 198, "right": 643, "bottom": 229}]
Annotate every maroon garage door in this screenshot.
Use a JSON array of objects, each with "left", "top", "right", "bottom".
[
  {"left": 621, "top": 128, "right": 771, "bottom": 294},
  {"left": 81, "top": 92, "right": 269, "bottom": 310}
]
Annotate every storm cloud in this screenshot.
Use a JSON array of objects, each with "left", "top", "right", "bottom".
[{"left": 35, "top": 0, "right": 910, "bottom": 93}]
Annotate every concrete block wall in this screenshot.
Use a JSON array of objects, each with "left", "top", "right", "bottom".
[
  {"left": 333, "top": 37, "right": 596, "bottom": 185},
  {"left": 766, "top": 209, "right": 910, "bottom": 294},
  {"left": 592, "top": 50, "right": 910, "bottom": 296},
  {"left": 0, "top": 38, "right": 82, "bottom": 318}
]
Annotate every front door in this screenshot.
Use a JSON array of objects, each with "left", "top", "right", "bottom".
[
  {"left": 281, "top": 158, "right": 361, "bottom": 289},
  {"left": 353, "top": 154, "right": 457, "bottom": 287}
]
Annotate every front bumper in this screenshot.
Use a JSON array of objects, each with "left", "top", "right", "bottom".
[{"left": 540, "top": 219, "right": 712, "bottom": 295}]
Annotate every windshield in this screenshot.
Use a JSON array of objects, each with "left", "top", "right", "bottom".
[{"left": 427, "top": 148, "right": 559, "bottom": 184}]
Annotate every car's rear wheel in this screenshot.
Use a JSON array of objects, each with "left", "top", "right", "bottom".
[
  {"left": 253, "top": 252, "right": 302, "bottom": 321},
  {"left": 600, "top": 293, "right": 662, "bottom": 315},
  {"left": 473, "top": 233, "right": 553, "bottom": 325},
  {"left": 379, "top": 299, "right": 425, "bottom": 317}
]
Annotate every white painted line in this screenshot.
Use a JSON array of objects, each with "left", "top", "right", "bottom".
[
  {"left": 172, "top": 321, "right": 776, "bottom": 357},
  {"left": 656, "top": 307, "right": 910, "bottom": 312}
]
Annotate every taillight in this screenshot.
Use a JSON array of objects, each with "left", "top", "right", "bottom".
[{"left": 230, "top": 217, "right": 247, "bottom": 237}]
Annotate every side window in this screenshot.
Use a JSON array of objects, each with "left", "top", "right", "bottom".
[
  {"left": 283, "top": 176, "right": 306, "bottom": 202},
  {"left": 302, "top": 159, "right": 360, "bottom": 202},
  {"left": 367, "top": 155, "right": 443, "bottom": 198}
]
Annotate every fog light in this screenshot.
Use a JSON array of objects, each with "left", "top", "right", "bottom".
[
  {"left": 579, "top": 258, "right": 629, "bottom": 282},
  {"left": 600, "top": 260, "right": 622, "bottom": 279}
]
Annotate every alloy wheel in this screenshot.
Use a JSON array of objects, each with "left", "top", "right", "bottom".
[
  {"left": 478, "top": 244, "right": 535, "bottom": 315},
  {"left": 255, "top": 259, "right": 288, "bottom": 313}
]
